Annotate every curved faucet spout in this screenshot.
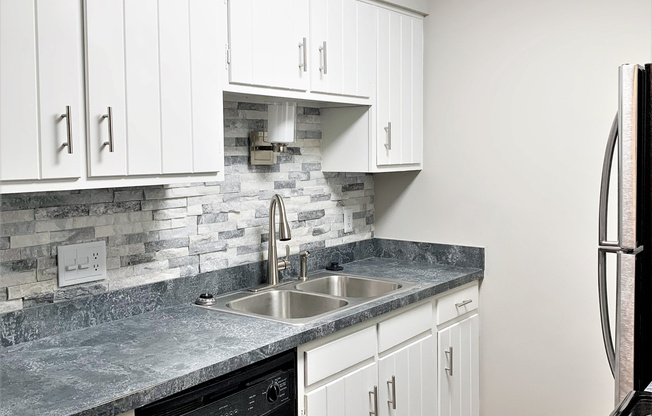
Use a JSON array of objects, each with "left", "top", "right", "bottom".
[{"left": 268, "top": 194, "right": 291, "bottom": 286}]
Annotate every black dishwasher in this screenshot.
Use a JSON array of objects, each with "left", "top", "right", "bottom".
[{"left": 135, "top": 350, "right": 296, "bottom": 416}]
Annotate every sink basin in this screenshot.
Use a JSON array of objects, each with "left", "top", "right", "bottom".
[
  {"left": 296, "top": 274, "right": 402, "bottom": 298},
  {"left": 197, "top": 272, "right": 416, "bottom": 325},
  {"left": 227, "top": 290, "right": 348, "bottom": 320}
]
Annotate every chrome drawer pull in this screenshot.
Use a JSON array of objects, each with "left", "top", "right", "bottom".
[
  {"left": 445, "top": 346, "right": 454, "bottom": 376},
  {"left": 60, "top": 105, "right": 73, "bottom": 154},
  {"left": 387, "top": 375, "right": 397, "bottom": 409},
  {"left": 101, "top": 106, "right": 115, "bottom": 152},
  {"left": 369, "top": 385, "right": 378, "bottom": 416},
  {"left": 455, "top": 299, "right": 473, "bottom": 308}
]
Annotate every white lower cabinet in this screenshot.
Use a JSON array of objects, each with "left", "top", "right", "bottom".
[
  {"left": 437, "top": 288, "right": 480, "bottom": 416},
  {"left": 298, "top": 302, "right": 435, "bottom": 416},
  {"left": 378, "top": 335, "right": 436, "bottom": 416},
  {"left": 299, "top": 282, "right": 480, "bottom": 416},
  {"left": 305, "top": 362, "right": 378, "bottom": 416}
]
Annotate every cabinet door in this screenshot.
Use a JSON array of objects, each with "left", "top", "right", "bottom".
[
  {"left": 0, "top": 0, "right": 83, "bottom": 181},
  {"left": 304, "top": 362, "right": 377, "bottom": 416},
  {"left": 229, "top": 0, "right": 309, "bottom": 91},
  {"left": 438, "top": 314, "right": 479, "bottom": 416},
  {"left": 85, "top": 0, "right": 128, "bottom": 177},
  {"left": 87, "top": 0, "right": 224, "bottom": 177},
  {"left": 376, "top": 8, "right": 423, "bottom": 167},
  {"left": 378, "top": 334, "right": 436, "bottom": 416},
  {"left": 309, "top": 0, "right": 374, "bottom": 97}
]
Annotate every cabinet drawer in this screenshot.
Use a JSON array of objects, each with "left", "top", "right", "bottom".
[
  {"left": 304, "top": 325, "right": 376, "bottom": 386},
  {"left": 377, "top": 302, "right": 431, "bottom": 353},
  {"left": 436, "top": 284, "right": 478, "bottom": 325}
]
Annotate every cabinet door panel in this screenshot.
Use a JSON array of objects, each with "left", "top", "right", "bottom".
[
  {"left": 305, "top": 362, "right": 377, "bottom": 416},
  {"left": 310, "top": 0, "right": 329, "bottom": 93},
  {"left": 378, "top": 334, "right": 436, "bottom": 416},
  {"left": 355, "top": 1, "right": 375, "bottom": 98},
  {"left": 227, "top": 0, "right": 254, "bottom": 85},
  {"left": 340, "top": 0, "right": 356, "bottom": 96},
  {"left": 388, "top": 11, "right": 401, "bottom": 165},
  {"left": 439, "top": 314, "right": 479, "bottom": 416},
  {"left": 0, "top": 0, "right": 40, "bottom": 180},
  {"left": 375, "top": 7, "right": 390, "bottom": 166},
  {"left": 271, "top": 0, "right": 309, "bottom": 91},
  {"left": 250, "top": 0, "right": 275, "bottom": 87},
  {"left": 158, "top": 0, "right": 193, "bottom": 174},
  {"left": 326, "top": 0, "right": 344, "bottom": 94},
  {"left": 124, "top": 0, "right": 162, "bottom": 175},
  {"left": 86, "top": 0, "right": 128, "bottom": 177},
  {"left": 189, "top": 0, "right": 224, "bottom": 173},
  {"left": 412, "top": 17, "right": 424, "bottom": 165},
  {"left": 400, "top": 15, "right": 413, "bottom": 164},
  {"left": 37, "top": 0, "right": 84, "bottom": 179}
]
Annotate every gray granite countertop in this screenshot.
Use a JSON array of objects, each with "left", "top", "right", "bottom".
[{"left": 0, "top": 257, "right": 483, "bottom": 416}]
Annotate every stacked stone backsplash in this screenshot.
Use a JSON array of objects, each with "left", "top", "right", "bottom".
[{"left": 0, "top": 101, "right": 374, "bottom": 314}]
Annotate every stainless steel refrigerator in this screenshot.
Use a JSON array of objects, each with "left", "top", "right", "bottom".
[{"left": 599, "top": 63, "right": 652, "bottom": 411}]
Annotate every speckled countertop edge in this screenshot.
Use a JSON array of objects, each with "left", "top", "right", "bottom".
[{"left": 0, "top": 257, "right": 483, "bottom": 416}]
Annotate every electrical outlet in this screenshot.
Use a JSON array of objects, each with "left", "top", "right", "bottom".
[
  {"left": 57, "top": 241, "right": 106, "bottom": 287},
  {"left": 343, "top": 208, "right": 353, "bottom": 233}
]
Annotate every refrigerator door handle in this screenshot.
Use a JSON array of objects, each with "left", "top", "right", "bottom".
[
  {"left": 598, "top": 247, "right": 617, "bottom": 377},
  {"left": 599, "top": 113, "right": 620, "bottom": 248}
]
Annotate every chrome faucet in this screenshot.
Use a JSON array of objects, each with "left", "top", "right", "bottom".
[{"left": 267, "top": 194, "right": 291, "bottom": 286}]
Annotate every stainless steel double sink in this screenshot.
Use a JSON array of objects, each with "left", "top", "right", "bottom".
[{"left": 197, "top": 271, "right": 417, "bottom": 325}]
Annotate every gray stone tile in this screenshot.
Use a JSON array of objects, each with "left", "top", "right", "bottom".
[
  {"left": 0, "top": 258, "right": 37, "bottom": 274},
  {"left": 298, "top": 209, "right": 325, "bottom": 221},
  {"left": 109, "top": 233, "right": 149, "bottom": 247},
  {"left": 274, "top": 180, "right": 296, "bottom": 189},
  {"left": 237, "top": 102, "right": 266, "bottom": 111},
  {"left": 218, "top": 229, "right": 245, "bottom": 239},
  {"left": 342, "top": 183, "right": 364, "bottom": 192},
  {"left": 121, "top": 253, "right": 157, "bottom": 267},
  {"left": 0, "top": 237, "right": 9, "bottom": 250},
  {"left": 50, "top": 227, "right": 95, "bottom": 244},
  {"left": 35, "top": 205, "right": 90, "bottom": 220},
  {"left": 21, "top": 244, "right": 52, "bottom": 259},
  {"left": 0, "top": 195, "right": 29, "bottom": 211},
  {"left": 198, "top": 213, "right": 229, "bottom": 224},
  {"left": 310, "top": 193, "right": 331, "bottom": 203},
  {"left": 302, "top": 163, "right": 321, "bottom": 171},
  {"left": 90, "top": 201, "right": 141, "bottom": 216},
  {"left": 144, "top": 238, "right": 189, "bottom": 253},
  {"left": 0, "top": 221, "right": 35, "bottom": 237}
]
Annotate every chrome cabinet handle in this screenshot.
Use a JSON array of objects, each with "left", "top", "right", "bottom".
[
  {"left": 299, "top": 37, "right": 307, "bottom": 72},
  {"left": 369, "top": 385, "right": 378, "bottom": 416},
  {"left": 387, "top": 375, "right": 397, "bottom": 410},
  {"left": 455, "top": 299, "right": 473, "bottom": 308},
  {"left": 384, "top": 122, "right": 392, "bottom": 150},
  {"left": 60, "top": 105, "right": 73, "bottom": 154},
  {"left": 101, "top": 106, "right": 115, "bottom": 152},
  {"left": 319, "top": 41, "right": 327, "bottom": 74},
  {"left": 445, "top": 347, "right": 454, "bottom": 376},
  {"left": 598, "top": 113, "right": 619, "bottom": 247}
]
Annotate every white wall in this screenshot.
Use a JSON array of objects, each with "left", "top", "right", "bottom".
[{"left": 374, "top": 0, "right": 652, "bottom": 414}]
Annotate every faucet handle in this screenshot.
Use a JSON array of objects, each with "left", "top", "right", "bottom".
[{"left": 278, "top": 245, "right": 291, "bottom": 271}]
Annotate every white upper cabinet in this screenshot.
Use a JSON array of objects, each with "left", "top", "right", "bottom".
[
  {"left": 376, "top": 7, "right": 423, "bottom": 167},
  {"left": 320, "top": 4, "right": 424, "bottom": 173},
  {"left": 0, "top": 0, "right": 84, "bottom": 181},
  {"left": 309, "top": 0, "right": 375, "bottom": 98},
  {"left": 1, "top": 0, "right": 225, "bottom": 193},
  {"left": 228, "top": 0, "right": 310, "bottom": 91},
  {"left": 86, "top": 0, "right": 224, "bottom": 178}
]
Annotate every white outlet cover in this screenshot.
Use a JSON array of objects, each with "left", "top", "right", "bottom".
[
  {"left": 343, "top": 208, "right": 353, "bottom": 233},
  {"left": 57, "top": 241, "right": 107, "bottom": 288}
]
